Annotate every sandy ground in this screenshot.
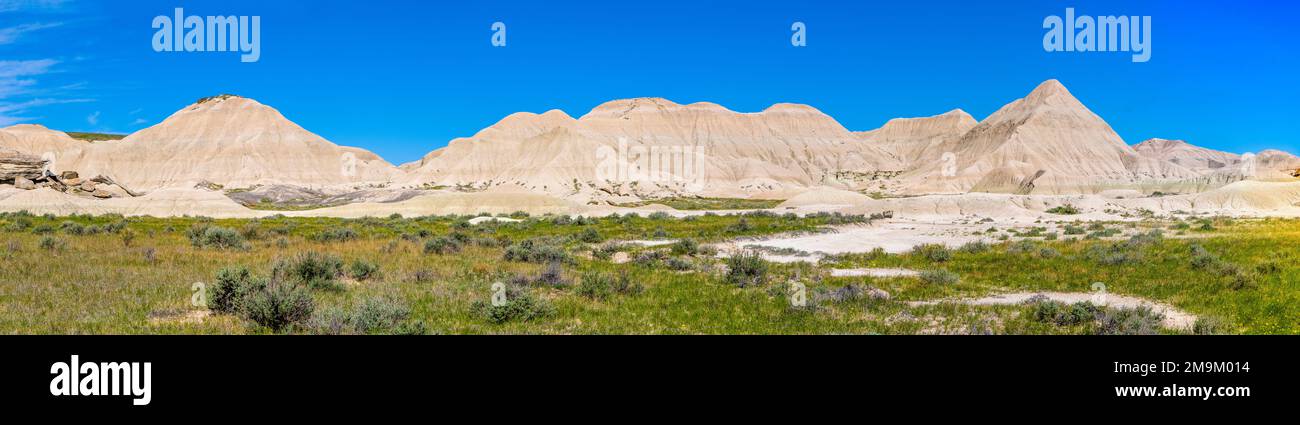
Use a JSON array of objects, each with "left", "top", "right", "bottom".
[
  {"left": 735, "top": 220, "right": 1011, "bottom": 256},
  {"left": 909, "top": 292, "right": 1197, "bottom": 330},
  {"left": 467, "top": 216, "right": 522, "bottom": 225},
  {"left": 830, "top": 268, "right": 921, "bottom": 278}
]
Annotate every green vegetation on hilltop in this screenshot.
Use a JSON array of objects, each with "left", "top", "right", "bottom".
[
  {"left": 66, "top": 132, "right": 126, "bottom": 142},
  {"left": 613, "top": 197, "right": 783, "bottom": 210}
]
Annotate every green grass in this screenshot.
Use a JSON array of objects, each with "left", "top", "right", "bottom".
[
  {"left": 613, "top": 197, "right": 783, "bottom": 210},
  {"left": 65, "top": 132, "right": 126, "bottom": 142},
  {"left": 0, "top": 212, "right": 1295, "bottom": 334}
]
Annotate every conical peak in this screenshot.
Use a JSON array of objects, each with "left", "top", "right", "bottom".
[{"left": 1023, "top": 79, "right": 1078, "bottom": 105}]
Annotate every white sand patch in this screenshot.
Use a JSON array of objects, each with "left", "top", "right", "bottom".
[
  {"left": 909, "top": 292, "right": 1197, "bottom": 330},
  {"left": 468, "top": 216, "right": 522, "bottom": 225},
  {"left": 830, "top": 268, "right": 921, "bottom": 278},
  {"left": 741, "top": 221, "right": 1000, "bottom": 255},
  {"left": 623, "top": 239, "right": 677, "bottom": 247}
]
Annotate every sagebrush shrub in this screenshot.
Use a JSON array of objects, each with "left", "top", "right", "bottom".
[
  {"left": 912, "top": 244, "right": 953, "bottom": 263},
  {"left": 919, "top": 269, "right": 960, "bottom": 285},
  {"left": 188, "top": 224, "right": 248, "bottom": 250},
  {"left": 424, "top": 236, "right": 462, "bottom": 255},
  {"left": 576, "top": 271, "right": 643, "bottom": 299},
  {"left": 312, "top": 227, "right": 358, "bottom": 243},
  {"left": 469, "top": 287, "right": 554, "bottom": 324},
  {"left": 725, "top": 251, "right": 768, "bottom": 288},
  {"left": 671, "top": 238, "right": 700, "bottom": 256},
  {"left": 207, "top": 266, "right": 266, "bottom": 314},
  {"left": 503, "top": 238, "right": 571, "bottom": 264},
  {"left": 349, "top": 259, "right": 380, "bottom": 281},
  {"left": 241, "top": 281, "right": 314, "bottom": 332},
  {"left": 273, "top": 252, "right": 345, "bottom": 290}
]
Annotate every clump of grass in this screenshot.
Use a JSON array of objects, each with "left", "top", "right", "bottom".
[
  {"left": 911, "top": 244, "right": 953, "bottom": 263},
  {"left": 664, "top": 257, "right": 694, "bottom": 271},
  {"left": 1188, "top": 244, "right": 1257, "bottom": 291},
  {"left": 1031, "top": 300, "right": 1100, "bottom": 326},
  {"left": 309, "top": 296, "right": 425, "bottom": 335},
  {"left": 1093, "top": 306, "right": 1164, "bottom": 335},
  {"left": 424, "top": 236, "right": 463, "bottom": 255},
  {"left": 206, "top": 266, "right": 265, "bottom": 314},
  {"left": 512, "top": 262, "right": 570, "bottom": 288},
  {"left": 311, "top": 227, "right": 358, "bottom": 243},
  {"left": 348, "top": 259, "right": 380, "bottom": 281},
  {"left": 591, "top": 242, "right": 627, "bottom": 261},
  {"left": 1189, "top": 244, "right": 1219, "bottom": 269},
  {"left": 272, "top": 252, "right": 345, "bottom": 290},
  {"left": 632, "top": 250, "right": 668, "bottom": 267},
  {"left": 503, "top": 238, "right": 571, "bottom": 264},
  {"left": 241, "top": 281, "right": 315, "bottom": 332},
  {"left": 726, "top": 218, "right": 753, "bottom": 233},
  {"left": 1027, "top": 299, "right": 1163, "bottom": 335},
  {"left": 574, "top": 228, "right": 603, "bottom": 243},
  {"left": 1084, "top": 241, "right": 1145, "bottom": 266},
  {"left": 671, "top": 238, "right": 700, "bottom": 256},
  {"left": 39, "top": 235, "right": 67, "bottom": 252},
  {"left": 187, "top": 224, "right": 248, "bottom": 250},
  {"left": 725, "top": 251, "right": 768, "bottom": 288},
  {"left": 1007, "top": 240, "right": 1039, "bottom": 255},
  {"left": 958, "top": 241, "right": 990, "bottom": 254},
  {"left": 470, "top": 287, "right": 554, "bottom": 324},
  {"left": 919, "top": 269, "right": 960, "bottom": 285},
  {"left": 61, "top": 221, "right": 85, "bottom": 235},
  {"left": 1046, "top": 204, "right": 1080, "bottom": 215},
  {"left": 576, "top": 271, "right": 644, "bottom": 300},
  {"left": 1192, "top": 316, "right": 1228, "bottom": 335},
  {"left": 1255, "top": 261, "right": 1282, "bottom": 275}
]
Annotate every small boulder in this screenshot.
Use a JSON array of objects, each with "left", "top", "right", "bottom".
[
  {"left": 60, "top": 171, "right": 79, "bottom": 180},
  {"left": 64, "top": 178, "right": 82, "bottom": 186},
  {"left": 865, "top": 287, "right": 892, "bottom": 301},
  {"left": 48, "top": 180, "right": 67, "bottom": 192},
  {"left": 80, "top": 180, "right": 97, "bottom": 192},
  {"left": 14, "top": 176, "right": 36, "bottom": 190},
  {"left": 92, "top": 189, "right": 113, "bottom": 199}
]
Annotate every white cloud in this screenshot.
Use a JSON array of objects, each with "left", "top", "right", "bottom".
[
  {"left": 0, "top": 98, "right": 88, "bottom": 126},
  {"left": 86, "top": 110, "right": 98, "bottom": 125},
  {"left": 0, "top": 59, "right": 58, "bottom": 79},
  {"left": 0, "top": 22, "right": 63, "bottom": 45},
  {"left": 0, "top": 60, "right": 85, "bottom": 125},
  {"left": 131, "top": 118, "right": 147, "bottom": 125},
  {"left": 0, "top": 0, "right": 71, "bottom": 13}
]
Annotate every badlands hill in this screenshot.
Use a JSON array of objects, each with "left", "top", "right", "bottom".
[
  {"left": 2, "top": 79, "right": 1299, "bottom": 219},
  {"left": 1133, "top": 138, "right": 1241, "bottom": 172},
  {"left": 0, "top": 124, "right": 87, "bottom": 166},
  {"left": 49, "top": 95, "right": 403, "bottom": 191},
  {"left": 400, "top": 98, "right": 904, "bottom": 202},
  {"left": 899, "top": 80, "right": 1198, "bottom": 194},
  {"left": 855, "top": 109, "right": 977, "bottom": 167}
]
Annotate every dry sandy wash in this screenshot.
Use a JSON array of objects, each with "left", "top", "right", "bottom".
[{"left": 1, "top": 79, "right": 1298, "bottom": 232}]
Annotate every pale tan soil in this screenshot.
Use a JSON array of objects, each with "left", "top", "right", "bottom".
[{"left": 908, "top": 291, "right": 1198, "bottom": 330}]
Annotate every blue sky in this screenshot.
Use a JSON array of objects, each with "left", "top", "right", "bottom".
[{"left": 2, "top": 0, "right": 1296, "bottom": 164}]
